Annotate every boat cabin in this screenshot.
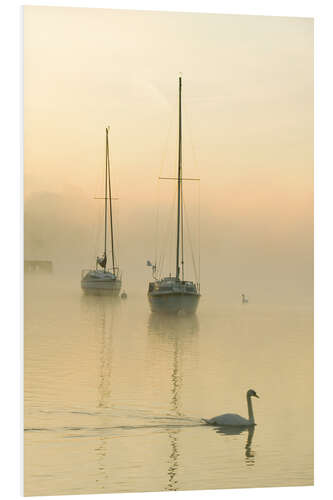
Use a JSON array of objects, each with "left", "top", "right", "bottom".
[{"left": 148, "top": 277, "right": 197, "bottom": 293}]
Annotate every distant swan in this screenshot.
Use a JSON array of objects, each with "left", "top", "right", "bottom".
[
  {"left": 241, "top": 294, "right": 248, "bottom": 304},
  {"left": 203, "top": 389, "right": 259, "bottom": 426}
]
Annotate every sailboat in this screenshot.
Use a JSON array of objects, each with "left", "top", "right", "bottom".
[
  {"left": 81, "top": 127, "right": 122, "bottom": 295},
  {"left": 147, "top": 76, "right": 201, "bottom": 314}
]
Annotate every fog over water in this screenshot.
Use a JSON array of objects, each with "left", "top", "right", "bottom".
[
  {"left": 24, "top": 181, "right": 312, "bottom": 305},
  {"left": 24, "top": 6, "right": 313, "bottom": 496}
]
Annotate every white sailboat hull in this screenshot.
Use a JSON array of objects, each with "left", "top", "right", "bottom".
[
  {"left": 81, "top": 281, "right": 121, "bottom": 295},
  {"left": 148, "top": 291, "right": 200, "bottom": 314},
  {"left": 81, "top": 270, "right": 121, "bottom": 296}
]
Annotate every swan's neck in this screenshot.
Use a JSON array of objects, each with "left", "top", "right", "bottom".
[{"left": 247, "top": 395, "right": 255, "bottom": 424}]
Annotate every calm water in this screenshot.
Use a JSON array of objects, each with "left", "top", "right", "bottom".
[{"left": 24, "top": 274, "right": 313, "bottom": 496}]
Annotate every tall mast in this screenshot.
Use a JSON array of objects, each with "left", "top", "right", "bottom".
[
  {"left": 181, "top": 157, "right": 184, "bottom": 281},
  {"left": 106, "top": 127, "right": 116, "bottom": 274},
  {"left": 103, "top": 127, "right": 108, "bottom": 270},
  {"left": 176, "top": 75, "right": 183, "bottom": 281}
]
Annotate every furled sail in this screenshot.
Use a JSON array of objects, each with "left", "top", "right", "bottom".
[{"left": 97, "top": 253, "right": 107, "bottom": 269}]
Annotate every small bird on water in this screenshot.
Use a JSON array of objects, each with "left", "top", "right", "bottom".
[{"left": 241, "top": 293, "right": 249, "bottom": 304}]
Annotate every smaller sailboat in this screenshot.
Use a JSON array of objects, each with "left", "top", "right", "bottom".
[{"left": 81, "top": 127, "right": 122, "bottom": 296}]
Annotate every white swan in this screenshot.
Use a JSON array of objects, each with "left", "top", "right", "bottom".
[{"left": 203, "top": 389, "right": 259, "bottom": 426}]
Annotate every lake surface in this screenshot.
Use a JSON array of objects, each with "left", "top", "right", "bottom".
[{"left": 24, "top": 274, "right": 313, "bottom": 496}]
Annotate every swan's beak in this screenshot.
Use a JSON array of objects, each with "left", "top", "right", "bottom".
[{"left": 254, "top": 393, "right": 259, "bottom": 398}]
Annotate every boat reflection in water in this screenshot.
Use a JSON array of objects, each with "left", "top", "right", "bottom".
[
  {"left": 147, "top": 313, "right": 199, "bottom": 341},
  {"left": 212, "top": 425, "right": 256, "bottom": 466},
  {"left": 80, "top": 294, "right": 120, "bottom": 489},
  {"left": 147, "top": 313, "right": 199, "bottom": 491}
]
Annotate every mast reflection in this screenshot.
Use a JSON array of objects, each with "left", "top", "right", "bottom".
[
  {"left": 80, "top": 295, "right": 120, "bottom": 488},
  {"left": 147, "top": 313, "right": 199, "bottom": 491}
]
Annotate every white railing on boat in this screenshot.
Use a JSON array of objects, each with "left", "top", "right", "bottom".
[{"left": 81, "top": 269, "right": 121, "bottom": 279}]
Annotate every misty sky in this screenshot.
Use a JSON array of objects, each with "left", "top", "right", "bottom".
[{"left": 24, "top": 6, "right": 313, "bottom": 303}]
